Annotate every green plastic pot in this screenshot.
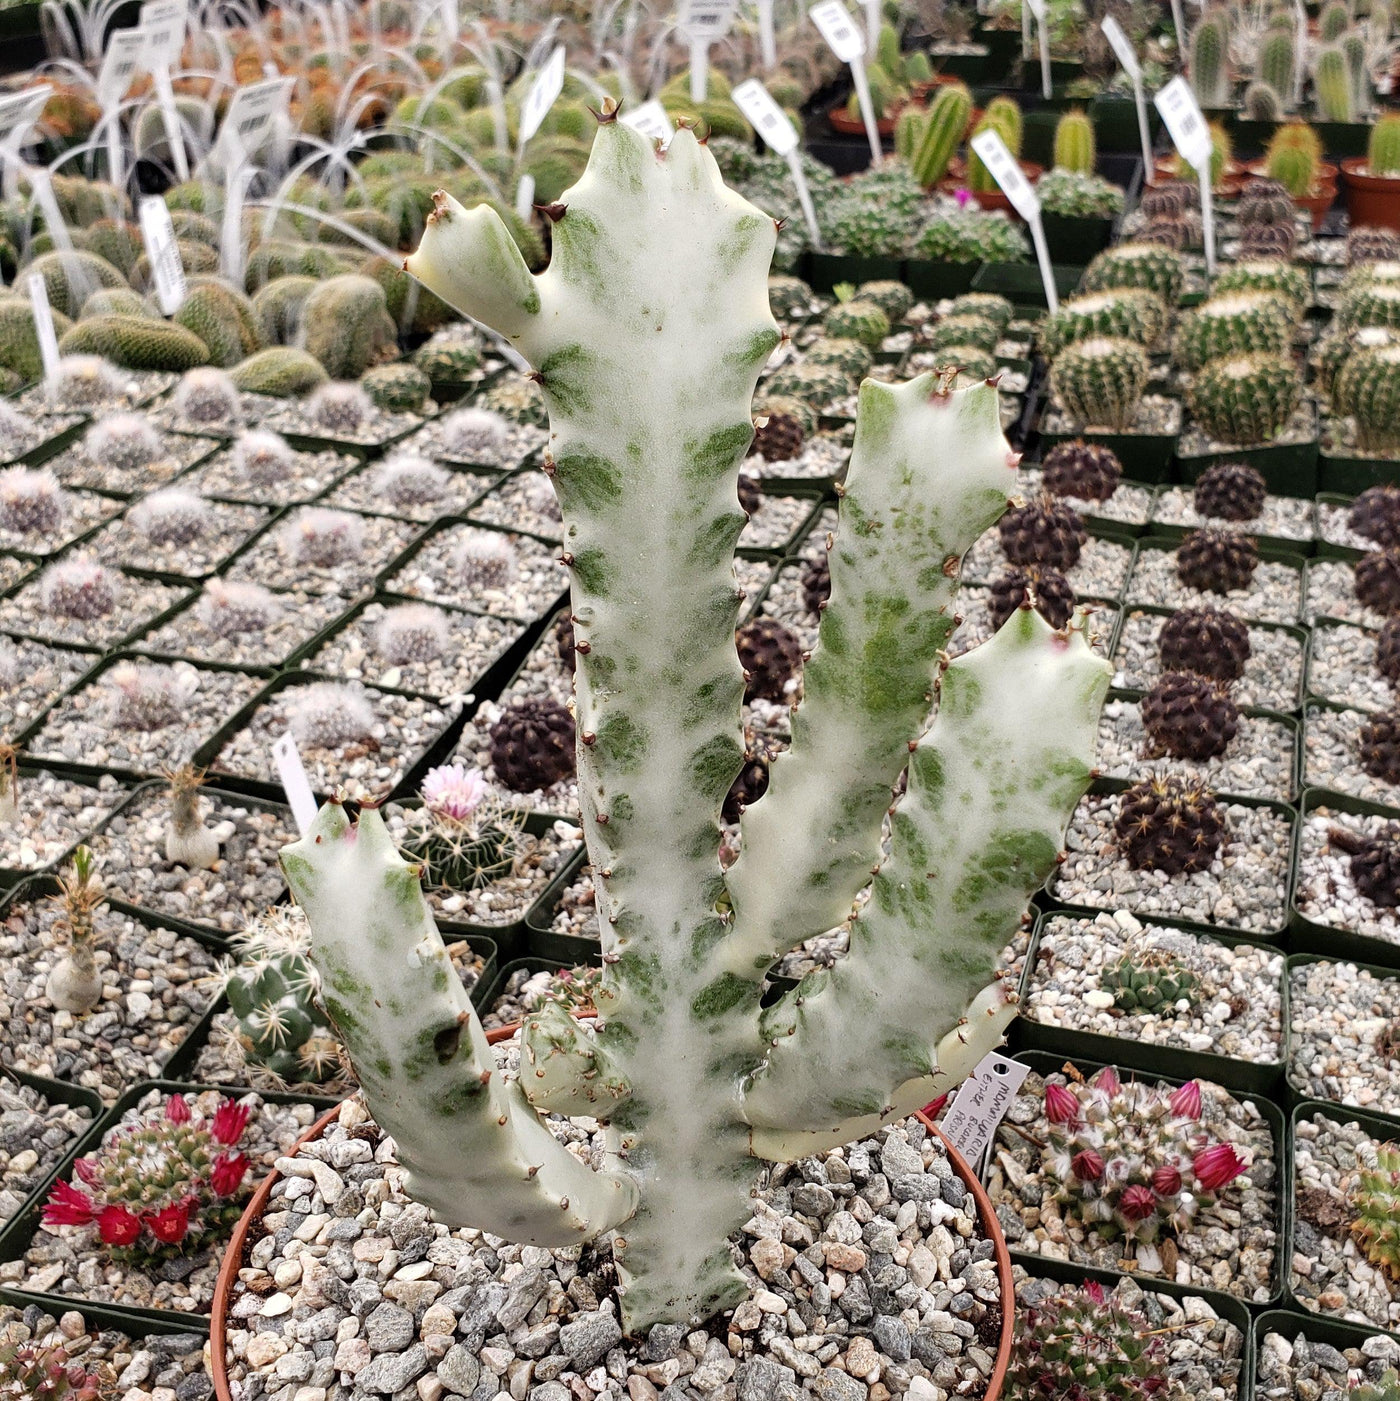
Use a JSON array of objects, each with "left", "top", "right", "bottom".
[
  {"left": 1311, "top": 493, "right": 1369, "bottom": 562},
  {"left": 1318, "top": 447, "right": 1400, "bottom": 496},
  {"left": 971, "top": 260, "right": 1083, "bottom": 309},
  {"left": 805, "top": 253, "right": 904, "bottom": 295},
  {"left": 1040, "top": 212, "right": 1117, "bottom": 264},
  {"left": 1143, "top": 483, "right": 1318, "bottom": 555},
  {"left": 1175, "top": 437, "right": 1321, "bottom": 499},
  {"left": 900, "top": 258, "right": 981, "bottom": 301},
  {"left": 1090, "top": 95, "right": 1162, "bottom": 153}
]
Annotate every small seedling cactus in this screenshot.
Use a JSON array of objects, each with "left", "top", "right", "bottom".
[
  {"left": 1352, "top": 1371, "right": 1400, "bottom": 1401},
  {"left": 1351, "top": 1141, "right": 1400, "bottom": 1281},
  {"left": 195, "top": 579, "right": 284, "bottom": 638},
  {"left": 283, "top": 507, "right": 364, "bottom": 568},
  {"left": 165, "top": 764, "right": 220, "bottom": 870},
  {"left": 452, "top": 529, "right": 518, "bottom": 591},
  {"left": 39, "top": 558, "right": 118, "bottom": 621},
  {"left": 373, "top": 453, "right": 451, "bottom": 509},
  {"left": 307, "top": 382, "right": 372, "bottom": 433},
  {"left": 0, "top": 467, "right": 66, "bottom": 536},
  {"left": 441, "top": 406, "right": 508, "bottom": 461},
  {"left": 43, "top": 847, "right": 105, "bottom": 1015},
  {"left": 105, "top": 661, "right": 182, "bottom": 731},
  {"left": 175, "top": 367, "right": 241, "bottom": 426},
  {"left": 406, "top": 763, "right": 524, "bottom": 891},
  {"left": 0, "top": 1335, "right": 105, "bottom": 1401},
  {"left": 45, "top": 356, "right": 120, "bottom": 408},
  {"left": 42, "top": 1092, "right": 252, "bottom": 1258},
  {"left": 1042, "top": 1069, "right": 1249, "bottom": 1242},
  {"left": 128, "top": 488, "right": 212, "bottom": 546},
  {"left": 233, "top": 431, "right": 296, "bottom": 487},
  {"left": 1101, "top": 946, "right": 1200, "bottom": 1014},
  {"left": 279, "top": 117, "right": 1111, "bottom": 1331},
  {"left": 374, "top": 602, "right": 451, "bottom": 666},
  {"left": 287, "top": 682, "right": 375, "bottom": 751}
]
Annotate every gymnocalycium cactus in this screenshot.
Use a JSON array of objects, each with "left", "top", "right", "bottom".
[{"left": 279, "top": 116, "right": 1112, "bottom": 1332}]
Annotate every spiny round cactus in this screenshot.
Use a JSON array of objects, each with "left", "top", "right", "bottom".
[
  {"left": 1213, "top": 259, "right": 1311, "bottom": 314},
  {"left": 375, "top": 602, "right": 450, "bottom": 666},
  {"left": 1193, "top": 461, "right": 1268, "bottom": 523},
  {"left": 1351, "top": 1369, "right": 1400, "bottom": 1401},
  {"left": 308, "top": 382, "right": 372, "bottom": 433},
  {"left": 361, "top": 362, "right": 431, "bottom": 415},
  {"left": 232, "top": 430, "right": 296, "bottom": 487},
  {"left": 1176, "top": 528, "right": 1260, "bottom": 595},
  {"left": 196, "top": 579, "right": 283, "bottom": 638},
  {"left": 283, "top": 508, "right": 364, "bottom": 568},
  {"left": 413, "top": 338, "right": 483, "bottom": 385},
  {"left": 804, "top": 336, "right": 874, "bottom": 379},
  {"left": 1342, "top": 283, "right": 1400, "bottom": 335},
  {"left": 488, "top": 696, "right": 575, "bottom": 793},
  {"left": 441, "top": 407, "right": 509, "bottom": 462},
  {"left": 950, "top": 292, "right": 1015, "bottom": 330},
  {"left": 44, "top": 356, "right": 122, "bottom": 408},
  {"left": 287, "top": 682, "right": 375, "bottom": 750},
  {"left": 452, "top": 529, "right": 519, "bottom": 592},
  {"left": 767, "top": 275, "right": 813, "bottom": 320},
  {"left": 39, "top": 557, "right": 118, "bottom": 620},
  {"left": 801, "top": 555, "right": 830, "bottom": 617},
  {"left": 0, "top": 467, "right": 66, "bottom": 536},
  {"left": 1360, "top": 708, "right": 1400, "bottom": 786},
  {"left": 0, "top": 1334, "right": 105, "bottom": 1401},
  {"left": 823, "top": 298, "right": 890, "bottom": 349},
  {"left": 373, "top": 453, "right": 452, "bottom": 509},
  {"left": 479, "top": 375, "right": 548, "bottom": 428},
  {"left": 750, "top": 398, "right": 806, "bottom": 462},
  {"left": 1101, "top": 945, "right": 1200, "bottom": 1014},
  {"left": 1139, "top": 214, "right": 1198, "bottom": 252},
  {"left": 1379, "top": 617, "right": 1400, "bottom": 686},
  {"left": 1239, "top": 221, "right": 1298, "bottom": 261},
  {"left": 1039, "top": 290, "right": 1168, "bottom": 358},
  {"left": 1330, "top": 822, "right": 1400, "bottom": 909},
  {"left": 1080, "top": 243, "right": 1185, "bottom": 304},
  {"left": 1358, "top": 549, "right": 1400, "bottom": 618},
  {"left": 1350, "top": 486, "right": 1400, "bottom": 550},
  {"left": 1052, "top": 336, "right": 1150, "bottom": 432},
  {"left": 105, "top": 661, "right": 182, "bottom": 731},
  {"left": 988, "top": 566, "right": 1077, "bottom": 631},
  {"left": 1041, "top": 1068, "right": 1249, "bottom": 1241},
  {"left": 1140, "top": 182, "right": 1194, "bottom": 221},
  {"left": 409, "top": 763, "right": 524, "bottom": 891},
  {"left": 927, "top": 314, "right": 1000, "bottom": 355},
  {"left": 1188, "top": 352, "right": 1301, "bottom": 445},
  {"left": 1237, "top": 179, "right": 1296, "bottom": 229},
  {"left": 1349, "top": 228, "right": 1400, "bottom": 266},
  {"left": 1158, "top": 607, "right": 1251, "bottom": 683},
  {"left": 86, "top": 414, "right": 162, "bottom": 473},
  {"left": 764, "top": 361, "right": 852, "bottom": 406},
  {"left": 1350, "top": 1140, "right": 1400, "bottom": 1281},
  {"left": 999, "top": 493, "right": 1088, "bottom": 572},
  {"left": 1114, "top": 773, "right": 1227, "bottom": 875},
  {"left": 1173, "top": 293, "right": 1294, "bottom": 372},
  {"left": 128, "top": 488, "right": 211, "bottom": 546},
  {"left": 1335, "top": 343, "right": 1400, "bottom": 455},
  {"left": 1041, "top": 441, "right": 1123, "bottom": 503},
  {"left": 1341, "top": 260, "right": 1400, "bottom": 298},
  {"left": 174, "top": 367, "right": 241, "bottom": 427},
  {"left": 1141, "top": 670, "right": 1241, "bottom": 761},
  {"left": 855, "top": 280, "right": 913, "bottom": 323},
  {"left": 736, "top": 617, "right": 804, "bottom": 703}
]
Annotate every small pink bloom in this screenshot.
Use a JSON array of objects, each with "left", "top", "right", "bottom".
[
  {"left": 954, "top": 187, "right": 972, "bottom": 207},
  {"left": 421, "top": 764, "right": 488, "bottom": 821},
  {"left": 922, "top": 1092, "right": 950, "bottom": 1119},
  {"left": 1044, "top": 1082, "right": 1079, "bottom": 1124},
  {"left": 1070, "top": 1149, "right": 1105, "bottom": 1182},
  {"left": 42, "top": 1179, "right": 94, "bottom": 1227},
  {"left": 1119, "top": 1184, "right": 1158, "bottom": 1222},
  {"left": 1193, "top": 1143, "right": 1248, "bottom": 1193},
  {"left": 211, "top": 1152, "right": 250, "bottom": 1197},
  {"left": 143, "top": 1202, "right": 191, "bottom": 1245},
  {"left": 1083, "top": 1280, "right": 1105, "bottom": 1306},
  {"left": 165, "top": 1093, "right": 191, "bottom": 1124},
  {"left": 96, "top": 1205, "right": 141, "bottom": 1246},
  {"left": 1169, "top": 1081, "right": 1202, "bottom": 1120},
  {"left": 1090, "top": 1066, "right": 1121, "bottom": 1096},
  {"left": 1152, "top": 1164, "right": 1183, "bottom": 1197},
  {"left": 211, "top": 1100, "right": 251, "bottom": 1146},
  {"left": 72, "top": 1158, "right": 99, "bottom": 1187}
]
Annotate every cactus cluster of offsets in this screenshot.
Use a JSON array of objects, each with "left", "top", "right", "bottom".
[
  {"left": 42, "top": 1093, "right": 252, "bottom": 1258},
  {"left": 277, "top": 114, "right": 1112, "bottom": 1331}
]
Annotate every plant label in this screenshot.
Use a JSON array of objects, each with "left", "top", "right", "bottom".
[
  {"left": 1101, "top": 16, "right": 1152, "bottom": 175},
  {"left": 27, "top": 274, "right": 60, "bottom": 381},
  {"left": 272, "top": 732, "right": 319, "bottom": 836},
  {"left": 98, "top": 28, "right": 147, "bottom": 109},
  {"left": 732, "top": 78, "right": 797, "bottom": 155},
  {"left": 138, "top": 0, "right": 186, "bottom": 73},
  {"left": 621, "top": 99, "right": 673, "bottom": 144},
  {"left": 939, "top": 1050, "right": 1032, "bottom": 1171},
  {"left": 219, "top": 76, "right": 292, "bottom": 165},
  {"left": 139, "top": 196, "right": 186, "bottom": 314},
  {"left": 1023, "top": 0, "right": 1052, "bottom": 98},
  {"left": 677, "top": 0, "right": 738, "bottom": 41},
  {"left": 1155, "top": 75, "right": 1216, "bottom": 272},
  {"left": 860, "top": 0, "right": 879, "bottom": 51},
  {"left": 440, "top": 0, "right": 458, "bottom": 45},
  {"left": 0, "top": 86, "right": 51, "bottom": 149},
  {"left": 970, "top": 127, "right": 1057, "bottom": 311},
  {"left": 514, "top": 171, "right": 536, "bottom": 222},
  {"left": 756, "top": 0, "right": 776, "bottom": 68},
  {"left": 518, "top": 44, "right": 565, "bottom": 146},
  {"left": 809, "top": 0, "right": 864, "bottom": 62}
]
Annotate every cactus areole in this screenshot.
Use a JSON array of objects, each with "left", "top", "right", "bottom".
[{"left": 278, "top": 118, "right": 1110, "bottom": 1333}]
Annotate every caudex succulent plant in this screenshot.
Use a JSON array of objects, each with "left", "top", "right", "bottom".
[
  {"left": 44, "top": 847, "right": 105, "bottom": 1015},
  {"left": 277, "top": 115, "right": 1111, "bottom": 1331},
  {"left": 165, "top": 764, "right": 220, "bottom": 870}
]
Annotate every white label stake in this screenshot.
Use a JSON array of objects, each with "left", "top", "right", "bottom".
[
  {"left": 1170, "top": 0, "right": 1186, "bottom": 56},
  {"left": 98, "top": 29, "right": 146, "bottom": 210},
  {"left": 1155, "top": 75, "right": 1215, "bottom": 274},
  {"left": 27, "top": 274, "right": 60, "bottom": 381},
  {"left": 757, "top": 0, "right": 776, "bottom": 68},
  {"left": 810, "top": 0, "right": 881, "bottom": 166},
  {"left": 272, "top": 733, "right": 318, "bottom": 836},
  {"left": 733, "top": 78, "right": 822, "bottom": 250},
  {"left": 138, "top": 195, "right": 186, "bottom": 314},
  {"left": 970, "top": 128, "right": 1056, "bottom": 311},
  {"left": 621, "top": 99, "right": 673, "bottom": 145},
  {"left": 515, "top": 45, "right": 564, "bottom": 216},
  {"left": 1101, "top": 16, "right": 1152, "bottom": 180},
  {"left": 940, "top": 1051, "right": 1031, "bottom": 1174},
  {"left": 140, "top": 0, "right": 189, "bottom": 183},
  {"left": 861, "top": 0, "right": 879, "bottom": 52},
  {"left": 677, "top": 0, "right": 737, "bottom": 102},
  {"left": 1025, "top": 0, "right": 1051, "bottom": 99}
]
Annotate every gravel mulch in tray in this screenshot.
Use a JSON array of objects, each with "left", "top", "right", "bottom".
[
  {"left": 1113, "top": 609, "right": 1304, "bottom": 712},
  {"left": 0, "top": 895, "right": 215, "bottom": 1098},
  {"left": 1304, "top": 704, "right": 1400, "bottom": 809},
  {"left": 0, "top": 414, "right": 82, "bottom": 465},
  {"left": 138, "top": 585, "right": 348, "bottom": 669},
  {"left": 1018, "top": 467, "right": 1154, "bottom": 529},
  {"left": 15, "top": 371, "right": 176, "bottom": 418},
  {"left": 7, "top": 1087, "right": 320, "bottom": 1314},
  {"left": 1126, "top": 548, "right": 1303, "bottom": 624},
  {"left": 0, "top": 1077, "right": 96, "bottom": 1230},
  {"left": 1291, "top": 956, "right": 1400, "bottom": 1115},
  {"left": 1094, "top": 696, "right": 1297, "bottom": 802},
  {"left": 0, "top": 635, "right": 95, "bottom": 737},
  {"left": 255, "top": 399, "right": 424, "bottom": 450},
  {"left": 44, "top": 427, "right": 209, "bottom": 494},
  {"left": 453, "top": 694, "right": 578, "bottom": 820},
  {"left": 1041, "top": 394, "right": 1184, "bottom": 439},
  {"left": 83, "top": 497, "right": 270, "bottom": 579},
  {"left": 1316, "top": 498, "right": 1390, "bottom": 554},
  {"left": 405, "top": 412, "right": 546, "bottom": 469},
  {"left": 1294, "top": 808, "right": 1400, "bottom": 948},
  {"left": 744, "top": 429, "right": 851, "bottom": 482},
  {"left": 1308, "top": 619, "right": 1395, "bottom": 715},
  {"left": 0, "top": 771, "right": 124, "bottom": 879},
  {"left": 961, "top": 531, "right": 1135, "bottom": 599},
  {"left": 322, "top": 459, "right": 492, "bottom": 522},
  {"left": 303, "top": 600, "right": 524, "bottom": 703},
  {"left": 467, "top": 468, "right": 565, "bottom": 539},
  {"left": 144, "top": 390, "right": 279, "bottom": 439},
  {"left": 184, "top": 440, "right": 358, "bottom": 506},
  {"left": 1023, "top": 908, "right": 1284, "bottom": 1060},
  {"left": 737, "top": 492, "right": 823, "bottom": 554},
  {"left": 1256, "top": 1322, "right": 1400, "bottom": 1399},
  {"left": 87, "top": 785, "right": 297, "bottom": 936},
  {"left": 24, "top": 661, "right": 263, "bottom": 777},
  {"left": 0, "top": 487, "right": 121, "bottom": 559},
  {"left": 0, "top": 554, "right": 33, "bottom": 596},
  {"left": 991, "top": 1068, "right": 1278, "bottom": 1300},
  {"left": 1176, "top": 402, "right": 1318, "bottom": 460},
  {"left": 1050, "top": 789, "right": 1294, "bottom": 935},
  {"left": 381, "top": 523, "right": 565, "bottom": 620},
  {"left": 0, "top": 564, "right": 188, "bottom": 649},
  {"left": 209, "top": 682, "right": 455, "bottom": 801},
  {"left": 1306, "top": 559, "right": 1394, "bottom": 629},
  {"left": 1149, "top": 486, "right": 1314, "bottom": 544},
  {"left": 223, "top": 509, "right": 419, "bottom": 599}
]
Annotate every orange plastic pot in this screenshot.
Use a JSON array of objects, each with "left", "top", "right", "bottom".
[
  {"left": 1244, "top": 160, "right": 1339, "bottom": 231},
  {"left": 210, "top": 1068, "right": 1013, "bottom": 1401},
  {"left": 827, "top": 103, "right": 899, "bottom": 137},
  {"left": 1341, "top": 158, "right": 1400, "bottom": 233}
]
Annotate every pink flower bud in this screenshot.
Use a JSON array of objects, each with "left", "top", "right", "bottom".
[
  {"left": 1119, "top": 1184, "right": 1158, "bottom": 1222},
  {"left": 165, "top": 1093, "right": 191, "bottom": 1124},
  {"left": 1169, "top": 1081, "right": 1202, "bottom": 1120},
  {"left": 42, "top": 1179, "right": 94, "bottom": 1228},
  {"left": 1192, "top": 1143, "right": 1247, "bottom": 1193},
  {"left": 212, "top": 1152, "right": 251, "bottom": 1197},
  {"left": 1044, "top": 1082, "right": 1079, "bottom": 1124},
  {"left": 1083, "top": 1280, "right": 1105, "bottom": 1305},
  {"left": 1070, "top": 1149, "right": 1105, "bottom": 1182},
  {"left": 1151, "top": 1165, "right": 1183, "bottom": 1197},
  {"left": 1090, "top": 1066, "right": 1120, "bottom": 1096}
]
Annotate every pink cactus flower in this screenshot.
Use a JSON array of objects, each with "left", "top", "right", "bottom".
[
  {"left": 211, "top": 1152, "right": 251, "bottom": 1197},
  {"left": 1152, "top": 1164, "right": 1183, "bottom": 1197},
  {"left": 1044, "top": 1082, "right": 1079, "bottom": 1124},
  {"left": 1119, "top": 1184, "right": 1158, "bottom": 1222},
  {"left": 96, "top": 1205, "right": 141, "bottom": 1246},
  {"left": 211, "top": 1100, "right": 252, "bottom": 1146},
  {"left": 1070, "top": 1149, "right": 1105, "bottom": 1182},
  {"left": 1193, "top": 1143, "right": 1248, "bottom": 1193},
  {"left": 165, "top": 1093, "right": 191, "bottom": 1123},
  {"left": 421, "top": 764, "right": 488, "bottom": 821},
  {"left": 42, "top": 1179, "right": 94, "bottom": 1227},
  {"left": 1169, "top": 1081, "right": 1202, "bottom": 1120}
]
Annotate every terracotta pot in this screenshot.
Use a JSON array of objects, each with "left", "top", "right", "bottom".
[
  {"left": 940, "top": 157, "right": 1044, "bottom": 220},
  {"left": 827, "top": 102, "right": 898, "bottom": 137},
  {"left": 211, "top": 1082, "right": 1014, "bottom": 1401},
  {"left": 1150, "top": 157, "right": 1247, "bottom": 198},
  {"left": 1243, "top": 160, "right": 1339, "bottom": 231},
  {"left": 1341, "top": 157, "right": 1400, "bottom": 233}
]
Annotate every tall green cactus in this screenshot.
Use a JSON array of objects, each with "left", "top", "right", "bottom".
[
  {"left": 1053, "top": 108, "right": 1096, "bottom": 174},
  {"left": 1343, "top": 29, "right": 1371, "bottom": 112},
  {"left": 1320, "top": 0, "right": 1351, "bottom": 40},
  {"left": 1372, "top": 112, "right": 1400, "bottom": 176},
  {"left": 1255, "top": 29, "right": 1295, "bottom": 108},
  {"left": 281, "top": 114, "right": 1111, "bottom": 1332},
  {"left": 1314, "top": 43, "right": 1355, "bottom": 121},
  {"left": 911, "top": 81, "right": 972, "bottom": 188},
  {"left": 1190, "top": 12, "right": 1231, "bottom": 108}
]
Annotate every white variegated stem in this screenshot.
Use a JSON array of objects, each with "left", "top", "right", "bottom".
[
  {"left": 520, "top": 1005, "right": 630, "bottom": 1114},
  {"left": 280, "top": 801, "right": 637, "bottom": 1242},
  {"left": 409, "top": 119, "right": 780, "bottom": 1331},
  {"left": 723, "top": 378, "right": 1016, "bottom": 975},
  {"left": 742, "top": 607, "right": 1112, "bottom": 1155}
]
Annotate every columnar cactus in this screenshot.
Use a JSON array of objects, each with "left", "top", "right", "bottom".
[
  {"left": 1051, "top": 336, "right": 1150, "bottom": 430},
  {"left": 910, "top": 82, "right": 972, "bottom": 188},
  {"left": 1053, "top": 108, "right": 1096, "bottom": 175},
  {"left": 1372, "top": 113, "right": 1400, "bottom": 178},
  {"left": 1255, "top": 29, "right": 1295, "bottom": 107},
  {"left": 1334, "top": 342, "right": 1400, "bottom": 453},
  {"left": 280, "top": 117, "right": 1111, "bottom": 1332},
  {"left": 1190, "top": 13, "right": 1231, "bottom": 107},
  {"left": 1314, "top": 44, "right": 1355, "bottom": 121}
]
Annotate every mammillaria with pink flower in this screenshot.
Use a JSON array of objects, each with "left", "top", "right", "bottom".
[
  {"left": 42, "top": 1093, "right": 253, "bottom": 1257},
  {"left": 404, "top": 763, "right": 524, "bottom": 892},
  {"left": 1042, "top": 1069, "right": 1250, "bottom": 1242}
]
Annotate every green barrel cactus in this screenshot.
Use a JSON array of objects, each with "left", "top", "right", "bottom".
[
  {"left": 1080, "top": 243, "right": 1185, "bottom": 304},
  {"left": 361, "top": 362, "right": 432, "bottom": 414},
  {"left": 301, "top": 274, "right": 400, "bottom": 379},
  {"left": 1038, "top": 289, "right": 1168, "bottom": 357},
  {"left": 1101, "top": 947, "right": 1200, "bottom": 1013},
  {"left": 1173, "top": 292, "right": 1295, "bottom": 370},
  {"left": 823, "top": 297, "right": 891, "bottom": 348},
  {"left": 1214, "top": 258, "right": 1311, "bottom": 313},
  {"left": 1352, "top": 1140, "right": 1400, "bottom": 1283},
  {"left": 1188, "top": 352, "right": 1302, "bottom": 444},
  {"left": 58, "top": 316, "right": 209, "bottom": 371},
  {"left": 1334, "top": 342, "right": 1400, "bottom": 453},
  {"left": 230, "top": 346, "right": 329, "bottom": 397},
  {"left": 1051, "top": 336, "right": 1151, "bottom": 430}
]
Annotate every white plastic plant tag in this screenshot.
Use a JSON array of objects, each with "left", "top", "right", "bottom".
[
  {"left": 439, "top": 0, "right": 458, "bottom": 45},
  {"left": 756, "top": 0, "right": 777, "bottom": 68},
  {"left": 860, "top": 0, "right": 879, "bottom": 52},
  {"left": 1155, "top": 75, "right": 1216, "bottom": 273},
  {"left": 0, "top": 86, "right": 51, "bottom": 148},
  {"left": 98, "top": 28, "right": 147, "bottom": 109},
  {"left": 1101, "top": 16, "right": 1152, "bottom": 176},
  {"left": 517, "top": 44, "right": 565, "bottom": 146},
  {"left": 514, "top": 171, "right": 536, "bottom": 222},
  {"left": 139, "top": 196, "right": 186, "bottom": 314},
  {"left": 27, "top": 274, "right": 60, "bottom": 381},
  {"left": 1169, "top": 0, "right": 1186, "bottom": 54},
  {"left": 939, "top": 1050, "right": 1032, "bottom": 1171},
  {"left": 272, "top": 732, "right": 318, "bottom": 836},
  {"left": 970, "top": 128, "right": 1057, "bottom": 311},
  {"left": 621, "top": 99, "right": 673, "bottom": 144},
  {"left": 1023, "top": 0, "right": 1052, "bottom": 99},
  {"left": 27, "top": 168, "right": 75, "bottom": 255},
  {"left": 809, "top": 0, "right": 865, "bottom": 62},
  {"left": 678, "top": 0, "right": 737, "bottom": 41},
  {"left": 218, "top": 75, "right": 293, "bottom": 165},
  {"left": 138, "top": 0, "right": 186, "bottom": 72},
  {"left": 732, "top": 78, "right": 797, "bottom": 155}
]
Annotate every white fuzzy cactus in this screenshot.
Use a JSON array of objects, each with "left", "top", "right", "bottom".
[{"left": 281, "top": 117, "right": 1111, "bottom": 1332}]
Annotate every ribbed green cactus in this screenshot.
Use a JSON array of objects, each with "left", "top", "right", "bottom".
[
  {"left": 1101, "top": 947, "right": 1200, "bottom": 1012},
  {"left": 1351, "top": 1371, "right": 1400, "bottom": 1401},
  {"left": 301, "top": 274, "right": 399, "bottom": 379},
  {"left": 1052, "top": 335, "right": 1151, "bottom": 430},
  {"left": 1343, "top": 29, "right": 1371, "bottom": 113},
  {"left": 1342, "top": 282, "right": 1400, "bottom": 331},
  {"left": 1255, "top": 28, "right": 1295, "bottom": 107},
  {"left": 1335, "top": 342, "right": 1400, "bottom": 452},
  {"left": 1314, "top": 43, "right": 1355, "bottom": 121},
  {"left": 1215, "top": 258, "right": 1311, "bottom": 312},
  {"left": 1321, "top": 0, "right": 1351, "bottom": 40},
  {"left": 1372, "top": 113, "right": 1400, "bottom": 177},
  {"left": 1081, "top": 243, "right": 1185, "bottom": 304},
  {"left": 1039, "top": 290, "right": 1169, "bottom": 357},
  {"left": 1243, "top": 81, "right": 1284, "bottom": 122},
  {"left": 968, "top": 97, "right": 1023, "bottom": 194},
  {"left": 823, "top": 297, "right": 891, "bottom": 348},
  {"left": 1053, "top": 108, "right": 1096, "bottom": 175},
  {"left": 1190, "top": 12, "right": 1231, "bottom": 107},
  {"left": 281, "top": 116, "right": 1112, "bottom": 1333},
  {"left": 57, "top": 316, "right": 209, "bottom": 371},
  {"left": 1188, "top": 352, "right": 1302, "bottom": 444},
  {"left": 911, "top": 81, "right": 972, "bottom": 188},
  {"left": 1351, "top": 1140, "right": 1400, "bottom": 1283},
  {"left": 1173, "top": 292, "right": 1295, "bottom": 370}
]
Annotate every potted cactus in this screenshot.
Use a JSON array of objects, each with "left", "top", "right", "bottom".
[
  {"left": 1250, "top": 121, "right": 1338, "bottom": 231},
  {"left": 212, "top": 114, "right": 1110, "bottom": 1390},
  {"left": 1343, "top": 111, "right": 1400, "bottom": 234}
]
